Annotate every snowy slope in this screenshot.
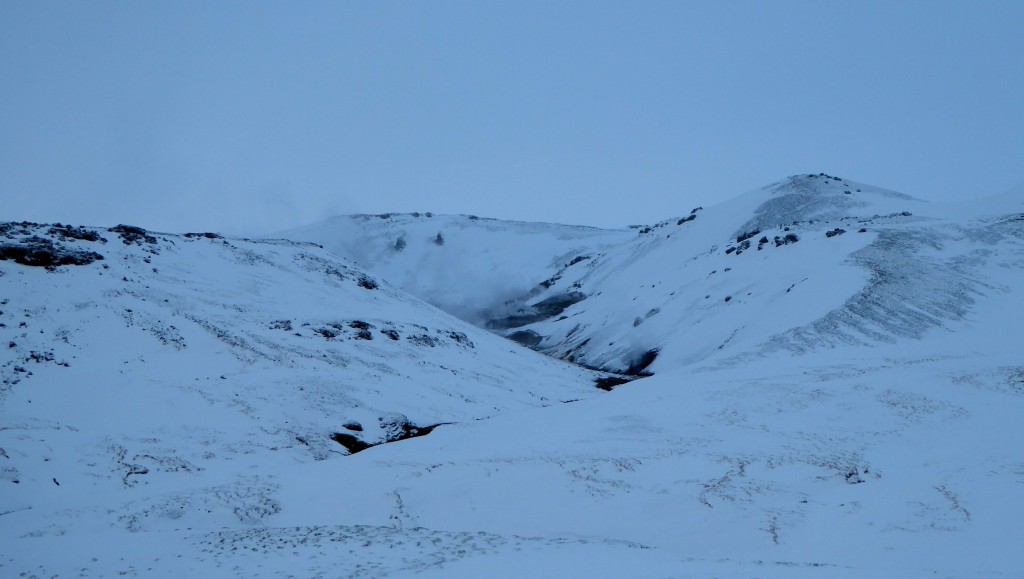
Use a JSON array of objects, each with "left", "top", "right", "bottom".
[
  {"left": 8, "top": 313, "right": 1024, "bottom": 577},
  {"left": 503, "top": 173, "right": 1021, "bottom": 375},
  {"left": 3, "top": 174, "right": 1024, "bottom": 578},
  {"left": 257, "top": 317, "right": 1024, "bottom": 577},
  {"left": 275, "top": 213, "right": 633, "bottom": 325},
  {"left": 0, "top": 222, "right": 612, "bottom": 575}
]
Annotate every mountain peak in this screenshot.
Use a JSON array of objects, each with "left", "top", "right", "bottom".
[
  {"left": 729, "top": 173, "right": 923, "bottom": 236},
  {"left": 770, "top": 172, "right": 919, "bottom": 200}
]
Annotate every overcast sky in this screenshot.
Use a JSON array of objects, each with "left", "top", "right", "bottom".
[{"left": 2, "top": 1, "right": 1022, "bottom": 234}]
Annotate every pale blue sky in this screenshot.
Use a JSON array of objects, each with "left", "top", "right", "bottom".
[{"left": 2, "top": 1, "right": 1022, "bottom": 233}]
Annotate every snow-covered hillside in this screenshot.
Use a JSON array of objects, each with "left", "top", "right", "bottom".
[
  {"left": 502, "top": 173, "right": 1024, "bottom": 374},
  {"left": 0, "top": 222, "right": 613, "bottom": 575},
  {"left": 3, "top": 173, "right": 1024, "bottom": 577},
  {"left": 276, "top": 213, "right": 632, "bottom": 325}
]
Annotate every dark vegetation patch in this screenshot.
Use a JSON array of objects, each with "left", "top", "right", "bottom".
[
  {"left": 807, "top": 172, "right": 844, "bottom": 182},
  {"left": 736, "top": 229, "right": 761, "bottom": 243},
  {"left": 269, "top": 319, "right": 293, "bottom": 332},
  {"left": 48, "top": 224, "right": 105, "bottom": 242},
  {"left": 109, "top": 224, "right": 157, "bottom": 245},
  {"left": 184, "top": 232, "right": 223, "bottom": 239},
  {"left": 774, "top": 233, "right": 800, "bottom": 247},
  {"left": 306, "top": 320, "right": 465, "bottom": 347},
  {"left": 677, "top": 214, "right": 697, "bottom": 225},
  {"left": 594, "top": 376, "right": 633, "bottom": 391},
  {"left": 446, "top": 331, "right": 474, "bottom": 348},
  {"left": 331, "top": 414, "right": 447, "bottom": 455},
  {"left": 0, "top": 237, "right": 104, "bottom": 269},
  {"left": 357, "top": 276, "right": 379, "bottom": 290},
  {"left": 508, "top": 329, "right": 543, "bottom": 348},
  {"left": 825, "top": 228, "right": 846, "bottom": 238},
  {"left": 407, "top": 334, "right": 439, "bottom": 347},
  {"left": 312, "top": 320, "right": 384, "bottom": 341},
  {"left": 0, "top": 221, "right": 37, "bottom": 238},
  {"left": 26, "top": 350, "right": 62, "bottom": 365},
  {"left": 315, "top": 327, "right": 339, "bottom": 339}
]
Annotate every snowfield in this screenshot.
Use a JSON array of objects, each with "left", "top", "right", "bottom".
[{"left": 3, "top": 174, "right": 1024, "bottom": 577}]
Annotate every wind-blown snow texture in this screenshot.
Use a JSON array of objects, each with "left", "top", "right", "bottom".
[{"left": 4, "top": 174, "right": 1024, "bottom": 577}]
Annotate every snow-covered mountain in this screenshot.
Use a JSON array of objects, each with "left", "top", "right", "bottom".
[
  {"left": 491, "top": 174, "right": 1024, "bottom": 374},
  {"left": 276, "top": 213, "right": 632, "bottom": 325},
  {"left": 4, "top": 174, "right": 1024, "bottom": 577}
]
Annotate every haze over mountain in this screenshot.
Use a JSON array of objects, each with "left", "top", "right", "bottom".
[
  {"left": 278, "top": 213, "right": 632, "bottom": 325},
  {"left": 3, "top": 174, "right": 1024, "bottom": 577}
]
